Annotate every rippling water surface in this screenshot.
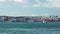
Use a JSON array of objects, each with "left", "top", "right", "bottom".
[{"left": 0, "top": 22, "right": 60, "bottom": 34}]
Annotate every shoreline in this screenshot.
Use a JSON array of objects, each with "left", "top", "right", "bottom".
[{"left": 0, "top": 16, "right": 60, "bottom": 22}]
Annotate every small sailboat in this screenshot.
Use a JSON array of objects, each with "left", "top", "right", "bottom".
[{"left": 42, "top": 20, "right": 46, "bottom": 23}]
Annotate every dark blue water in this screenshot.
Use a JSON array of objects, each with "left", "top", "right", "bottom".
[{"left": 0, "top": 22, "right": 60, "bottom": 34}]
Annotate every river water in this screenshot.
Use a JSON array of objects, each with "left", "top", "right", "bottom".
[{"left": 0, "top": 22, "right": 60, "bottom": 34}]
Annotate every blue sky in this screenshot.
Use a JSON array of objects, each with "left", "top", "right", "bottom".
[{"left": 0, "top": 0, "right": 60, "bottom": 16}]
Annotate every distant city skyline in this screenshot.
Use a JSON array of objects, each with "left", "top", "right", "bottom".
[{"left": 0, "top": 0, "right": 60, "bottom": 16}]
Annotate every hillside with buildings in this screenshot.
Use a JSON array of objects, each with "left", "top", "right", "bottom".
[{"left": 0, "top": 16, "right": 60, "bottom": 23}]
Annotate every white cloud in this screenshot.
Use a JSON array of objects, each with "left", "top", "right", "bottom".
[
  {"left": 47, "top": 0, "right": 60, "bottom": 3},
  {"left": 46, "top": 0, "right": 60, "bottom": 7},
  {"left": 33, "top": 1, "right": 42, "bottom": 7},
  {"left": 0, "top": 0, "right": 13, "bottom": 2},
  {"left": 33, "top": 4, "right": 41, "bottom": 7},
  {"left": 0, "top": 0, "right": 5, "bottom": 2},
  {"left": 0, "top": 0, "right": 28, "bottom": 3},
  {"left": 33, "top": 0, "right": 60, "bottom": 8},
  {"left": 14, "top": 0, "right": 28, "bottom": 3},
  {"left": 31, "top": 14, "right": 39, "bottom": 16},
  {"left": 14, "top": 0, "right": 24, "bottom": 3}
]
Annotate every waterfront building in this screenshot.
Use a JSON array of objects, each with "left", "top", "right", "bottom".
[{"left": 0, "top": 16, "right": 59, "bottom": 22}]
